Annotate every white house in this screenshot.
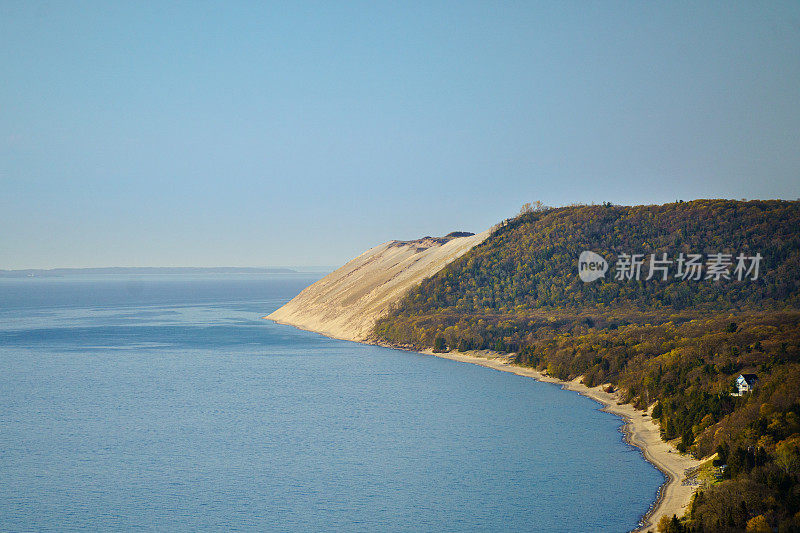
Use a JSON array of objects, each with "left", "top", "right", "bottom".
[{"left": 736, "top": 374, "right": 758, "bottom": 395}]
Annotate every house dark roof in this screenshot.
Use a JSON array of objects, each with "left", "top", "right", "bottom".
[{"left": 739, "top": 373, "right": 758, "bottom": 384}]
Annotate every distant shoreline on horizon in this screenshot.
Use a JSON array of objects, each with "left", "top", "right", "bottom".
[{"left": 0, "top": 267, "right": 335, "bottom": 278}]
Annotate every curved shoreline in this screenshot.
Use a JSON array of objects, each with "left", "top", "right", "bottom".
[
  {"left": 265, "top": 318, "right": 701, "bottom": 532},
  {"left": 615, "top": 398, "right": 671, "bottom": 531},
  {"left": 397, "top": 348, "right": 703, "bottom": 532}
]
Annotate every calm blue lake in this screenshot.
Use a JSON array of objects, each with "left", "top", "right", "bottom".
[{"left": 0, "top": 274, "right": 663, "bottom": 532}]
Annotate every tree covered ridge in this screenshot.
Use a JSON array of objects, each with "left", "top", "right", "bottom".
[
  {"left": 372, "top": 199, "right": 800, "bottom": 532},
  {"left": 389, "top": 199, "right": 800, "bottom": 315}
]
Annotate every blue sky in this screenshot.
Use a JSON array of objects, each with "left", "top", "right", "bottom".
[{"left": 2, "top": 1, "right": 799, "bottom": 269}]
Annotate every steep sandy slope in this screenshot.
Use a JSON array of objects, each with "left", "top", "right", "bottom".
[{"left": 265, "top": 230, "right": 490, "bottom": 341}]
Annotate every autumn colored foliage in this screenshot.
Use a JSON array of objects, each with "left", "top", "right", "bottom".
[{"left": 373, "top": 199, "right": 800, "bottom": 531}]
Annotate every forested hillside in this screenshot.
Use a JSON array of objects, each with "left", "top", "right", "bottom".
[{"left": 373, "top": 200, "right": 800, "bottom": 532}]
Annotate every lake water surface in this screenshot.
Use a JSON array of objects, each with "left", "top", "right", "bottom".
[{"left": 0, "top": 274, "right": 663, "bottom": 531}]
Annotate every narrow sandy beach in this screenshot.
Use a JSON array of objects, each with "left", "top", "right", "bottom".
[{"left": 415, "top": 349, "right": 702, "bottom": 532}]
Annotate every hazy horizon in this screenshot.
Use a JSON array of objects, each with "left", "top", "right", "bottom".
[
  {"left": 0, "top": 265, "right": 335, "bottom": 273},
  {"left": 3, "top": 198, "right": 799, "bottom": 270},
  {"left": 3, "top": 2, "right": 799, "bottom": 269}
]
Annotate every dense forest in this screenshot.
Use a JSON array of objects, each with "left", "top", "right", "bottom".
[{"left": 373, "top": 200, "right": 800, "bottom": 532}]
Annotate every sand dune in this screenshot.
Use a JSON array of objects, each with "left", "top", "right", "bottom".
[
  {"left": 265, "top": 230, "right": 490, "bottom": 341},
  {"left": 266, "top": 228, "right": 702, "bottom": 531}
]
